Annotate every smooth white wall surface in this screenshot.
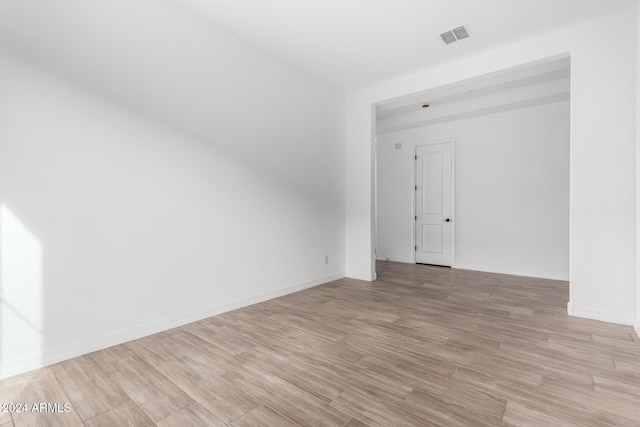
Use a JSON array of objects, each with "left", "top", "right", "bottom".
[
  {"left": 0, "top": 0, "right": 345, "bottom": 378},
  {"left": 377, "top": 101, "right": 570, "bottom": 280},
  {"left": 346, "top": 8, "right": 637, "bottom": 325},
  {"left": 636, "top": 4, "right": 640, "bottom": 337},
  {"left": 568, "top": 10, "right": 636, "bottom": 326}
]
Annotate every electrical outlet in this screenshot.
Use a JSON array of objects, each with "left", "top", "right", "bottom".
[{"left": 324, "top": 255, "right": 329, "bottom": 265}]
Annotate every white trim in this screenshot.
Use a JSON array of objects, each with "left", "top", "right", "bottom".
[
  {"left": 634, "top": 322, "right": 640, "bottom": 339},
  {"left": 450, "top": 140, "right": 456, "bottom": 267},
  {"left": 567, "top": 301, "right": 574, "bottom": 316},
  {"left": 0, "top": 272, "right": 344, "bottom": 380},
  {"left": 376, "top": 255, "right": 414, "bottom": 264},
  {"left": 568, "top": 304, "right": 635, "bottom": 326},
  {"left": 411, "top": 143, "right": 417, "bottom": 264},
  {"left": 453, "top": 264, "right": 568, "bottom": 281},
  {"left": 413, "top": 140, "right": 456, "bottom": 267},
  {"left": 371, "top": 107, "right": 379, "bottom": 282},
  {"left": 346, "top": 271, "right": 376, "bottom": 281}
]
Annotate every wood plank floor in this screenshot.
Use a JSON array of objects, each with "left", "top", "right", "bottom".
[{"left": 2, "top": 261, "right": 640, "bottom": 426}]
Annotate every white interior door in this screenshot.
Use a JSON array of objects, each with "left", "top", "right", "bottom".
[{"left": 415, "top": 142, "right": 453, "bottom": 266}]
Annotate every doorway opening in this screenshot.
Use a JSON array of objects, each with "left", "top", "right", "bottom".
[{"left": 374, "top": 56, "right": 570, "bottom": 281}]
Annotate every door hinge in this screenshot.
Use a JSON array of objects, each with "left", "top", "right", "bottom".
[
  {"left": 414, "top": 185, "right": 417, "bottom": 190},
  {"left": 414, "top": 215, "right": 417, "bottom": 221},
  {"left": 415, "top": 155, "right": 417, "bottom": 160},
  {"left": 414, "top": 246, "right": 417, "bottom": 251}
]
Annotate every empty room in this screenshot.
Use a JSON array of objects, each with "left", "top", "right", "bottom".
[{"left": 0, "top": 0, "right": 639, "bottom": 426}]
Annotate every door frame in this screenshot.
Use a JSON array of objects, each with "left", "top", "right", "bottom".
[{"left": 413, "top": 139, "right": 456, "bottom": 266}]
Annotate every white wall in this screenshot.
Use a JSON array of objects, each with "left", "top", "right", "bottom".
[
  {"left": 346, "top": 8, "right": 637, "bottom": 325},
  {"left": 377, "top": 100, "right": 570, "bottom": 280},
  {"left": 636, "top": 4, "right": 640, "bottom": 337},
  {"left": 0, "top": 0, "right": 345, "bottom": 378}
]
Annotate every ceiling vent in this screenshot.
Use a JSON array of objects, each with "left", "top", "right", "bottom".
[{"left": 440, "top": 25, "right": 471, "bottom": 44}]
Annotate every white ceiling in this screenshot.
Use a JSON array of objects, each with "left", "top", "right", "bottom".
[{"left": 170, "top": 0, "right": 637, "bottom": 90}]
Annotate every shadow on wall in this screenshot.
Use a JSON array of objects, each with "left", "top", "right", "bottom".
[
  {"left": 0, "top": 203, "right": 43, "bottom": 378},
  {"left": 0, "top": 0, "right": 345, "bottom": 378}
]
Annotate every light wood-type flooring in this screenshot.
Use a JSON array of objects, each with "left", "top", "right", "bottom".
[{"left": 2, "top": 261, "right": 640, "bottom": 426}]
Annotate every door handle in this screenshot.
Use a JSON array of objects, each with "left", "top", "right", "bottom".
[{"left": 443, "top": 218, "right": 451, "bottom": 222}]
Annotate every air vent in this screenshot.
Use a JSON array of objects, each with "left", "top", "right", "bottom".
[
  {"left": 440, "top": 25, "right": 471, "bottom": 44},
  {"left": 440, "top": 31, "right": 457, "bottom": 45},
  {"left": 452, "top": 26, "right": 469, "bottom": 40}
]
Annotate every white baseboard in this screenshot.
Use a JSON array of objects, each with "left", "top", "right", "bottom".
[
  {"left": 567, "top": 302, "right": 635, "bottom": 326},
  {"left": 453, "top": 263, "right": 568, "bottom": 281},
  {"left": 346, "top": 271, "right": 376, "bottom": 281},
  {"left": 376, "top": 255, "right": 414, "bottom": 264},
  {"left": 0, "top": 272, "right": 345, "bottom": 380},
  {"left": 634, "top": 322, "right": 640, "bottom": 339}
]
